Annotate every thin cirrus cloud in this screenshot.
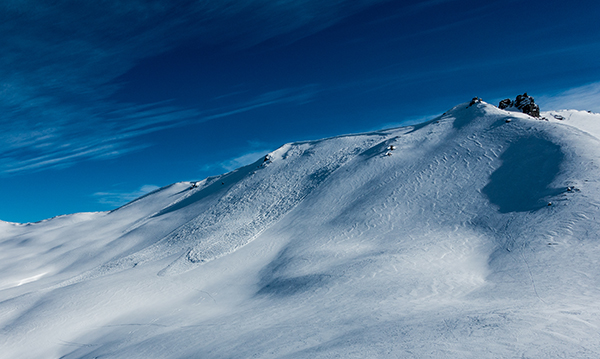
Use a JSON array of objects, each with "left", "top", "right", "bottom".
[
  {"left": 0, "top": 85, "right": 319, "bottom": 175},
  {"left": 201, "top": 147, "right": 273, "bottom": 174},
  {"left": 0, "top": 100, "right": 200, "bottom": 174},
  {"left": 0, "top": 0, "right": 391, "bottom": 176},
  {"left": 198, "top": 136, "right": 274, "bottom": 175},
  {"left": 203, "top": 85, "right": 320, "bottom": 121},
  {"left": 92, "top": 184, "right": 161, "bottom": 207},
  {"left": 538, "top": 82, "right": 600, "bottom": 113}
]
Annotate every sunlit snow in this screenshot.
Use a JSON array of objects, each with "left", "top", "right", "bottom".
[{"left": 2, "top": 101, "right": 600, "bottom": 358}]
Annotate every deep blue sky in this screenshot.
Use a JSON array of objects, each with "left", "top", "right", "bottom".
[{"left": 2, "top": 0, "right": 600, "bottom": 223}]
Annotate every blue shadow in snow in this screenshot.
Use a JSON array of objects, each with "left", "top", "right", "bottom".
[
  {"left": 482, "top": 136, "right": 564, "bottom": 213},
  {"left": 256, "top": 274, "right": 329, "bottom": 297},
  {"left": 256, "top": 248, "right": 330, "bottom": 297}
]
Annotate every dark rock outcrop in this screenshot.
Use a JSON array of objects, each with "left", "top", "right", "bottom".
[
  {"left": 498, "top": 93, "right": 540, "bottom": 118},
  {"left": 468, "top": 97, "right": 482, "bottom": 107},
  {"left": 498, "top": 98, "right": 512, "bottom": 109}
]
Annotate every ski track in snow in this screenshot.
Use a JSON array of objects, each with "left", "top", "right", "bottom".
[{"left": 2, "top": 102, "right": 600, "bottom": 358}]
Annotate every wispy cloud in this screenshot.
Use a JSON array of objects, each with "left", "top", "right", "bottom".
[
  {"left": 200, "top": 141, "right": 273, "bottom": 175},
  {"left": 370, "top": 113, "right": 443, "bottom": 132},
  {"left": 538, "top": 82, "right": 600, "bottom": 112},
  {"left": 217, "top": 150, "right": 272, "bottom": 172},
  {"left": 0, "top": 83, "right": 319, "bottom": 176},
  {"left": 92, "top": 184, "right": 160, "bottom": 207},
  {"left": 365, "top": 0, "right": 466, "bottom": 26},
  {"left": 0, "top": 98, "right": 200, "bottom": 174},
  {"left": 0, "top": 0, "right": 386, "bottom": 176},
  {"left": 204, "top": 85, "right": 320, "bottom": 121}
]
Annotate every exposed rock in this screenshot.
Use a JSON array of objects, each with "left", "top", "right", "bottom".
[
  {"left": 468, "top": 97, "right": 482, "bottom": 107},
  {"left": 498, "top": 93, "right": 540, "bottom": 118},
  {"left": 515, "top": 93, "right": 540, "bottom": 117},
  {"left": 498, "top": 98, "right": 512, "bottom": 109}
]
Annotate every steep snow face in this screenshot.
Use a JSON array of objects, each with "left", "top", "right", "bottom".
[{"left": 2, "top": 102, "right": 600, "bottom": 358}]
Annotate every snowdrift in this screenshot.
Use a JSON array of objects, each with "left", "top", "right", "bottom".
[{"left": 2, "top": 101, "right": 600, "bottom": 358}]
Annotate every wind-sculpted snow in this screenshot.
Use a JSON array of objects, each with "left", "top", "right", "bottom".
[
  {"left": 3, "top": 102, "right": 600, "bottom": 358},
  {"left": 98, "top": 136, "right": 385, "bottom": 277}
]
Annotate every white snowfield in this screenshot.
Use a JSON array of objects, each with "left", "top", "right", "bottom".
[{"left": 2, "top": 101, "right": 600, "bottom": 358}]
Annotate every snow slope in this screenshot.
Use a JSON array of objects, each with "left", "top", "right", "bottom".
[{"left": 2, "top": 101, "right": 600, "bottom": 358}]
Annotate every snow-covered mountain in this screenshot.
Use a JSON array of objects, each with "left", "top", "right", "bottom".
[{"left": 2, "top": 101, "right": 600, "bottom": 358}]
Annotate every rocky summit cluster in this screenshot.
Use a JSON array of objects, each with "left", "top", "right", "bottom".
[{"left": 498, "top": 93, "right": 540, "bottom": 118}]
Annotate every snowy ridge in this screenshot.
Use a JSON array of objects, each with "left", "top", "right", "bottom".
[
  {"left": 2, "top": 101, "right": 600, "bottom": 358},
  {"left": 544, "top": 109, "right": 600, "bottom": 138}
]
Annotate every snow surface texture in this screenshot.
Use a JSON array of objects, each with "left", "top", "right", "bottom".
[{"left": 2, "top": 102, "right": 600, "bottom": 358}]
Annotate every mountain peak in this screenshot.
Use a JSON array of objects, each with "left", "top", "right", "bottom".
[{"left": 2, "top": 100, "right": 600, "bottom": 358}]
